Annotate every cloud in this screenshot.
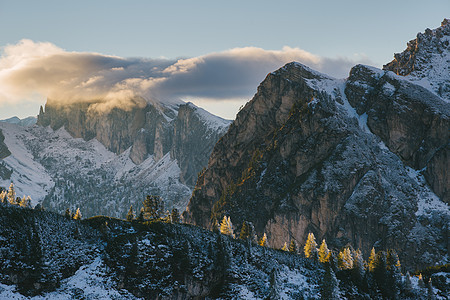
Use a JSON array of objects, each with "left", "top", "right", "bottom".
[{"left": 0, "top": 40, "right": 373, "bottom": 115}]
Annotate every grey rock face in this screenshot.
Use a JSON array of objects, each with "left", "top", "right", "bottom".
[
  {"left": 37, "top": 99, "right": 230, "bottom": 189},
  {"left": 0, "top": 129, "right": 10, "bottom": 160},
  {"left": 25, "top": 98, "right": 230, "bottom": 217},
  {"left": 185, "top": 60, "right": 449, "bottom": 270},
  {"left": 346, "top": 65, "right": 449, "bottom": 202}
]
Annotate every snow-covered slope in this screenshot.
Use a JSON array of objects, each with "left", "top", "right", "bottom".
[
  {"left": 0, "top": 100, "right": 230, "bottom": 218},
  {"left": 0, "top": 122, "right": 191, "bottom": 216}
]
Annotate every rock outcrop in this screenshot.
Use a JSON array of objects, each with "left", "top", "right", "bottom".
[
  {"left": 0, "top": 129, "right": 10, "bottom": 160},
  {"left": 383, "top": 18, "right": 450, "bottom": 101},
  {"left": 184, "top": 21, "right": 449, "bottom": 270}
]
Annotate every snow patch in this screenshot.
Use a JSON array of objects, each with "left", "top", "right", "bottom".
[{"left": 405, "top": 167, "right": 449, "bottom": 217}]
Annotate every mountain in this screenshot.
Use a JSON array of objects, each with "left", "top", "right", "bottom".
[
  {"left": 0, "top": 100, "right": 230, "bottom": 217},
  {"left": 184, "top": 20, "right": 450, "bottom": 270},
  {"left": 1, "top": 116, "right": 37, "bottom": 127}
]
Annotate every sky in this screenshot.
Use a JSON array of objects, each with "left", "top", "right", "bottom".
[{"left": 0, "top": 0, "right": 448, "bottom": 120}]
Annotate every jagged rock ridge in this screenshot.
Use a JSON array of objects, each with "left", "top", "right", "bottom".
[
  {"left": 185, "top": 21, "right": 450, "bottom": 270},
  {"left": 383, "top": 18, "right": 450, "bottom": 102}
]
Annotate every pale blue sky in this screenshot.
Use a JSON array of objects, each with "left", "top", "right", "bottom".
[{"left": 0, "top": 1, "right": 448, "bottom": 119}]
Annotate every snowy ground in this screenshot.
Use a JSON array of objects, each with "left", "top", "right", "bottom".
[
  {"left": 0, "top": 122, "right": 192, "bottom": 217},
  {"left": 0, "top": 256, "right": 138, "bottom": 300}
]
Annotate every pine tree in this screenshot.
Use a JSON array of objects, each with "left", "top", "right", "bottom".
[
  {"left": 7, "top": 183, "right": 16, "bottom": 204},
  {"left": 351, "top": 249, "right": 365, "bottom": 288},
  {"left": 268, "top": 268, "right": 280, "bottom": 299},
  {"left": 342, "top": 247, "right": 353, "bottom": 269},
  {"left": 373, "top": 251, "right": 388, "bottom": 297},
  {"left": 239, "top": 221, "right": 251, "bottom": 240},
  {"left": 259, "top": 233, "right": 268, "bottom": 247},
  {"left": 427, "top": 278, "right": 435, "bottom": 300},
  {"left": 386, "top": 249, "right": 402, "bottom": 298},
  {"left": 318, "top": 239, "right": 330, "bottom": 263},
  {"left": 403, "top": 271, "right": 413, "bottom": 296},
  {"left": 65, "top": 208, "right": 71, "bottom": 219},
  {"left": 418, "top": 273, "right": 425, "bottom": 289},
  {"left": 171, "top": 208, "right": 180, "bottom": 223},
  {"left": 281, "top": 242, "right": 288, "bottom": 251},
  {"left": 137, "top": 207, "right": 144, "bottom": 222},
  {"left": 18, "top": 195, "right": 30, "bottom": 207},
  {"left": 142, "top": 195, "right": 163, "bottom": 220},
  {"left": 126, "top": 205, "right": 135, "bottom": 221},
  {"left": 321, "top": 263, "right": 339, "bottom": 299},
  {"left": 368, "top": 247, "right": 376, "bottom": 272},
  {"left": 288, "top": 240, "right": 297, "bottom": 254},
  {"left": 212, "top": 219, "right": 220, "bottom": 233},
  {"left": 0, "top": 190, "right": 6, "bottom": 203},
  {"left": 73, "top": 208, "right": 82, "bottom": 220},
  {"left": 220, "top": 216, "right": 235, "bottom": 238},
  {"left": 304, "top": 232, "right": 318, "bottom": 259}
]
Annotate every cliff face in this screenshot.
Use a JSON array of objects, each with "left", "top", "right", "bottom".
[
  {"left": 37, "top": 99, "right": 230, "bottom": 190},
  {"left": 1, "top": 98, "right": 231, "bottom": 218},
  {"left": 0, "top": 129, "right": 10, "bottom": 160},
  {"left": 184, "top": 21, "right": 450, "bottom": 270}
]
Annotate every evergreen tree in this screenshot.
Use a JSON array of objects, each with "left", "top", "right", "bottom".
[
  {"left": 18, "top": 196, "right": 31, "bottom": 208},
  {"left": 318, "top": 239, "right": 330, "bottom": 263},
  {"left": 427, "top": 278, "right": 435, "bottom": 300},
  {"left": 73, "top": 208, "right": 82, "bottom": 220},
  {"left": 368, "top": 247, "right": 376, "bottom": 272},
  {"left": 259, "top": 233, "right": 268, "bottom": 247},
  {"left": 0, "top": 190, "right": 6, "bottom": 203},
  {"left": 386, "top": 249, "right": 402, "bottom": 298},
  {"left": 7, "top": 182, "right": 16, "bottom": 204},
  {"left": 171, "top": 208, "right": 180, "bottom": 223},
  {"left": 281, "top": 242, "right": 288, "bottom": 251},
  {"left": 418, "top": 273, "right": 425, "bottom": 289},
  {"left": 304, "top": 232, "right": 318, "bottom": 259},
  {"left": 403, "top": 271, "right": 413, "bottom": 297},
  {"left": 212, "top": 218, "right": 220, "bottom": 234},
  {"left": 373, "top": 251, "right": 388, "bottom": 297},
  {"left": 142, "top": 195, "right": 163, "bottom": 220},
  {"left": 220, "top": 216, "right": 235, "bottom": 238},
  {"left": 267, "top": 268, "right": 280, "bottom": 300},
  {"left": 352, "top": 249, "right": 365, "bottom": 282},
  {"left": 239, "top": 221, "right": 251, "bottom": 240},
  {"left": 126, "top": 205, "right": 135, "bottom": 221},
  {"left": 321, "top": 263, "right": 339, "bottom": 299},
  {"left": 137, "top": 207, "right": 144, "bottom": 222},
  {"left": 288, "top": 240, "right": 297, "bottom": 254},
  {"left": 65, "top": 208, "right": 71, "bottom": 219}
]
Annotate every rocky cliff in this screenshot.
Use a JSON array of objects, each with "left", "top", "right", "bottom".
[
  {"left": 0, "top": 98, "right": 230, "bottom": 217},
  {"left": 0, "top": 129, "right": 10, "bottom": 160},
  {"left": 37, "top": 99, "right": 229, "bottom": 188},
  {"left": 184, "top": 21, "right": 450, "bottom": 270}
]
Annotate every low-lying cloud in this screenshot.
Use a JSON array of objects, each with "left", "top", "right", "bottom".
[{"left": 0, "top": 39, "right": 372, "bottom": 115}]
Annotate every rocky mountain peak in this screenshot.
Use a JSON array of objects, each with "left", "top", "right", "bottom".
[
  {"left": 185, "top": 22, "right": 449, "bottom": 270},
  {"left": 383, "top": 18, "right": 450, "bottom": 101}
]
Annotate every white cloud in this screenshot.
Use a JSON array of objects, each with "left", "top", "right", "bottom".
[{"left": 0, "top": 39, "right": 373, "bottom": 118}]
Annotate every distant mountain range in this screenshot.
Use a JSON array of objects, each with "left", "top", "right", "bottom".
[{"left": 0, "top": 101, "right": 230, "bottom": 218}]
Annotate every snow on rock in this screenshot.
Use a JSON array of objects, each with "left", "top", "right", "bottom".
[
  {"left": 0, "top": 121, "right": 192, "bottom": 217},
  {"left": 0, "top": 122, "right": 54, "bottom": 205},
  {"left": 185, "top": 102, "right": 231, "bottom": 133}
]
